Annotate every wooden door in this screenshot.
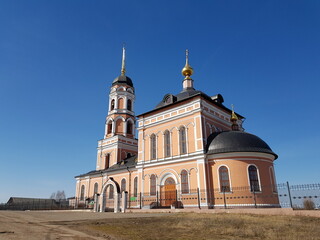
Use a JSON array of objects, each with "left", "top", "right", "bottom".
[{"left": 161, "top": 177, "right": 176, "bottom": 207}]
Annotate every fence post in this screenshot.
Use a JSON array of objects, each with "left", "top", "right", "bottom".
[
  {"left": 175, "top": 190, "right": 178, "bottom": 208},
  {"left": 197, "top": 188, "right": 201, "bottom": 209},
  {"left": 156, "top": 190, "right": 159, "bottom": 208},
  {"left": 223, "top": 187, "right": 227, "bottom": 209},
  {"left": 287, "top": 181, "right": 293, "bottom": 209},
  {"left": 139, "top": 192, "right": 142, "bottom": 209},
  {"left": 253, "top": 190, "right": 257, "bottom": 208}
]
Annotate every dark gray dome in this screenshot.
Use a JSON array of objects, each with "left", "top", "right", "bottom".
[
  {"left": 112, "top": 75, "right": 133, "bottom": 87},
  {"left": 206, "top": 131, "right": 277, "bottom": 159}
]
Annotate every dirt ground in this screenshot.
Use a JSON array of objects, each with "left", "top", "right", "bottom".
[
  {"left": 1, "top": 210, "right": 320, "bottom": 240},
  {"left": 0, "top": 211, "right": 170, "bottom": 240}
]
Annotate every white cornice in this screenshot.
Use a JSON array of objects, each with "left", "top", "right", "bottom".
[
  {"left": 98, "top": 135, "right": 138, "bottom": 145},
  {"left": 108, "top": 109, "right": 135, "bottom": 116},
  {"left": 109, "top": 91, "right": 135, "bottom": 99},
  {"left": 137, "top": 99, "right": 202, "bottom": 129},
  {"left": 97, "top": 142, "right": 138, "bottom": 151},
  {"left": 207, "top": 152, "right": 276, "bottom": 161},
  {"left": 136, "top": 151, "right": 205, "bottom": 168},
  {"left": 138, "top": 109, "right": 201, "bottom": 130},
  {"left": 139, "top": 98, "right": 200, "bottom": 120},
  {"left": 201, "top": 100, "right": 232, "bottom": 123}
]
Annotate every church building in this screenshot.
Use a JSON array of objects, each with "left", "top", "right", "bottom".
[{"left": 75, "top": 48, "right": 279, "bottom": 212}]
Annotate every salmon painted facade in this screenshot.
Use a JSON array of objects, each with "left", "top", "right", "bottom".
[{"left": 75, "top": 49, "right": 279, "bottom": 212}]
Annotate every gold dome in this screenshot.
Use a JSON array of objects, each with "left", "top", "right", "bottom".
[
  {"left": 182, "top": 65, "right": 193, "bottom": 78},
  {"left": 181, "top": 49, "right": 193, "bottom": 79},
  {"left": 231, "top": 104, "right": 238, "bottom": 121},
  {"left": 231, "top": 111, "right": 238, "bottom": 121}
]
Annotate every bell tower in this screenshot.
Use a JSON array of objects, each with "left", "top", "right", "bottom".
[{"left": 96, "top": 47, "right": 138, "bottom": 171}]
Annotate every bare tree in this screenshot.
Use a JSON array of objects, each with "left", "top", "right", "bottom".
[
  {"left": 50, "top": 190, "right": 66, "bottom": 201},
  {"left": 50, "top": 192, "right": 56, "bottom": 199}
]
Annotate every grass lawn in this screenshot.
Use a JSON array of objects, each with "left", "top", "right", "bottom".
[{"left": 72, "top": 212, "right": 320, "bottom": 240}]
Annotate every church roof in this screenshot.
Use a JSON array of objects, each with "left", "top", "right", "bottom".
[
  {"left": 137, "top": 88, "right": 243, "bottom": 118},
  {"left": 154, "top": 88, "right": 207, "bottom": 109},
  {"left": 206, "top": 131, "right": 277, "bottom": 159},
  {"left": 75, "top": 155, "right": 137, "bottom": 178},
  {"left": 105, "top": 155, "right": 137, "bottom": 172},
  {"left": 112, "top": 75, "right": 133, "bottom": 87}
]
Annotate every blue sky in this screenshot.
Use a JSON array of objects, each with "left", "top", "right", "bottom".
[{"left": 0, "top": 0, "right": 319, "bottom": 203}]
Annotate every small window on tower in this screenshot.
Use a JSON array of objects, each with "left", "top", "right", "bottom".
[
  {"left": 127, "top": 121, "right": 132, "bottom": 134},
  {"left": 105, "top": 154, "right": 110, "bottom": 169},
  {"left": 107, "top": 122, "right": 113, "bottom": 134},
  {"left": 127, "top": 99, "right": 132, "bottom": 111},
  {"left": 111, "top": 99, "right": 115, "bottom": 110}
]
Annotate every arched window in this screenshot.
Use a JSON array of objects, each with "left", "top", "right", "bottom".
[
  {"left": 164, "top": 130, "right": 171, "bottom": 157},
  {"left": 110, "top": 99, "right": 115, "bottom": 110},
  {"left": 80, "top": 185, "right": 85, "bottom": 201},
  {"left": 150, "top": 174, "right": 156, "bottom": 196},
  {"left": 219, "top": 166, "right": 231, "bottom": 192},
  {"left": 116, "top": 119, "right": 124, "bottom": 134},
  {"left": 134, "top": 177, "right": 138, "bottom": 197},
  {"left": 118, "top": 98, "right": 124, "bottom": 109},
  {"left": 109, "top": 185, "right": 114, "bottom": 199},
  {"left": 127, "top": 99, "right": 132, "bottom": 111},
  {"left": 107, "top": 121, "right": 113, "bottom": 134},
  {"left": 248, "top": 165, "right": 260, "bottom": 192},
  {"left": 94, "top": 183, "right": 99, "bottom": 195},
  {"left": 121, "top": 179, "right": 126, "bottom": 192},
  {"left": 127, "top": 121, "right": 133, "bottom": 134},
  {"left": 179, "top": 126, "right": 187, "bottom": 154},
  {"left": 150, "top": 134, "right": 156, "bottom": 160},
  {"left": 181, "top": 170, "right": 189, "bottom": 194}
]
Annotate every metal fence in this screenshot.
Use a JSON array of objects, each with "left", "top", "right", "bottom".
[
  {"left": 1, "top": 182, "right": 319, "bottom": 211},
  {"left": 126, "top": 182, "right": 320, "bottom": 210},
  {"left": 278, "top": 182, "right": 320, "bottom": 209}
]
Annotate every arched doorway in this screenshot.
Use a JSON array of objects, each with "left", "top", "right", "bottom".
[
  {"left": 160, "top": 177, "right": 176, "bottom": 207},
  {"left": 99, "top": 178, "right": 121, "bottom": 213},
  {"left": 103, "top": 184, "right": 115, "bottom": 212}
]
